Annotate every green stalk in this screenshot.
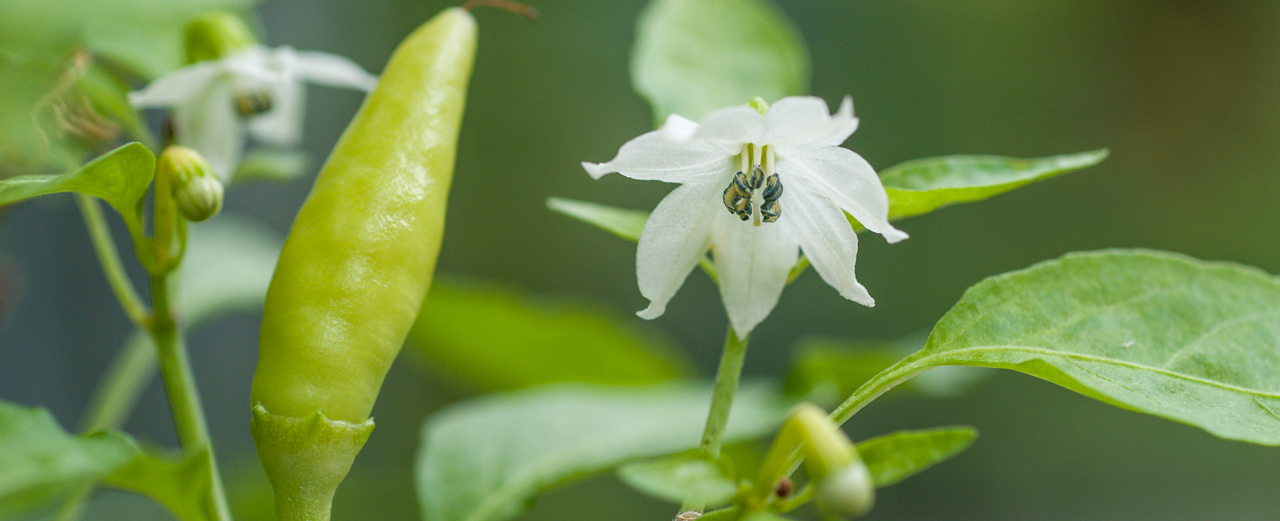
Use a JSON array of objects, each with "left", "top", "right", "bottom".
[
  {"left": 680, "top": 327, "right": 749, "bottom": 515},
  {"left": 148, "top": 272, "right": 233, "bottom": 521},
  {"left": 75, "top": 194, "right": 148, "bottom": 326}
]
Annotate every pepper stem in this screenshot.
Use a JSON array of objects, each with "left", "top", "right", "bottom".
[{"left": 679, "top": 326, "right": 750, "bottom": 515}]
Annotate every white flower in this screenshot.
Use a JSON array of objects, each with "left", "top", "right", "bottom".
[
  {"left": 582, "top": 96, "right": 907, "bottom": 337},
  {"left": 129, "top": 45, "right": 377, "bottom": 181}
]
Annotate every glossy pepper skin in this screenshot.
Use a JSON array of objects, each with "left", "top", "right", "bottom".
[
  {"left": 253, "top": 8, "right": 475, "bottom": 424},
  {"left": 249, "top": 8, "right": 476, "bottom": 521}
]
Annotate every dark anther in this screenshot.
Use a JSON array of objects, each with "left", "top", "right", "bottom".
[{"left": 775, "top": 477, "right": 794, "bottom": 499}]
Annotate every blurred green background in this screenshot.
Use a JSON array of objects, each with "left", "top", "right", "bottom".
[{"left": 3, "top": 0, "right": 1280, "bottom": 519}]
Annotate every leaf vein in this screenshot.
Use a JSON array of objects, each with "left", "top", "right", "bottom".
[
  {"left": 1158, "top": 307, "right": 1280, "bottom": 370},
  {"left": 922, "top": 345, "right": 1280, "bottom": 399}
]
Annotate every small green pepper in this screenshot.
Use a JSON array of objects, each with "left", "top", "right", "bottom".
[{"left": 250, "top": 7, "right": 476, "bottom": 520}]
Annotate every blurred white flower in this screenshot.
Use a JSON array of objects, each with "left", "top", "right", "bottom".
[
  {"left": 583, "top": 96, "right": 906, "bottom": 337},
  {"left": 130, "top": 45, "right": 377, "bottom": 180}
]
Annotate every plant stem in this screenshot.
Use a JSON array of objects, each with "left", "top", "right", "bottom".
[
  {"left": 699, "top": 328, "right": 749, "bottom": 458},
  {"left": 680, "top": 327, "right": 749, "bottom": 515},
  {"left": 76, "top": 194, "right": 148, "bottom": 326},
  {"left": 149, "top": 272, "right": 234, "bottom": 521},
  {"left": 781, "top": 352, "right": 928, "bottom": 480}
]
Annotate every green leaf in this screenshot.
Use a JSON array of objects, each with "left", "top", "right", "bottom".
[
  {"left": 878, "top": 149, "right": 1108, "bottom": 222},
  {"left": 786, "top": 335, "right": 990, "bottom": 405},
  {"left": 407, "top": 277, "right": 686, "bottom": 391},
  {"left": 0, "top": 401, "right": 139, "bottom": 518},
  {"left": 546, "top": 197, "right": 647, "bottom": 242},
  {"left": 631, "top": 0, "right": 809, "bottom": 124},
  {"left": 105, "top": 448, "right": 213, "bottom": 521},
  {"left": 616, "top": 453, "right": 738, "bottom": 507},
  {"left": 836, "top": 250, "right": 1280, "bottom": 446},
  {"left": 0, "top": 142, "right": 154, "bottom": 225},
  {"left": 231, "top": 148, "right": 311, "bottom": 185},
  {"left": 857, "top": 427, "right": 977, "bottom": 488},
  {"left": 416, "top": 382, "right": 791, "bottom": 521}
]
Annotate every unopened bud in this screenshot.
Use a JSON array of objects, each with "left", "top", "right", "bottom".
[
  {"left": 176, "top": 174, "right": 224, "bottom": 221},
  {"left": 157, "top": 146, "right": 224, "bottom": 221},
  {"left": 184, "top": 11, "right": 258, "bottom": 64},
  {"left": 815, "top": 461, "right": 875, "bottom": 519}
]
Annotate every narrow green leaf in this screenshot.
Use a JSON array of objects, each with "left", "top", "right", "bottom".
[
  {"left": 0, "top": 142, "right": 153, "bottom": 223},
  {"left": 838, "top": 250, "right": 1280, "bottom": 446},
  {"left": 546, "top": 197, "right": 647, "bottom": 242},
  {"left": 616, "top": 453, "right": 738, "bottom": 507},
  {"left": 877, "top": 149, "right": 1108, "bottom": 222},
  {"left": 105, "top": 448, "right": 213, "bottom": 521},
  {"left": 0, "top": 401, "right": 139, "bottom": 517},
  {"left": 631, "top": 0, "right": 809, "bottom": 124},
  {"left": 415, "top": 382, "right": 791, "bottom": 521},
  {"left": 407, "top": 276, "right": 686, "bottom": 391},
  {"left": 857, "top": 427, "right": 977, "bottom": 488}
]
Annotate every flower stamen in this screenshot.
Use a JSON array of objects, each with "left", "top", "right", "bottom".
[
  {"left": 723, "top": 144, "right": 783, "bottom": 226},
  {"left": 723, "top": 170, "right": 754, "bottom": 221},
  {"left": 235, "top": 90, "right": 274, "bottom": 116}
]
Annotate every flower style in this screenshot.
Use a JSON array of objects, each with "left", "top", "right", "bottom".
[
  {"left": 582, "top": 96, "right": 907, "bottom": 337},
  {"left": 130, "top": 46, "right": 377, "bottom": 180}
]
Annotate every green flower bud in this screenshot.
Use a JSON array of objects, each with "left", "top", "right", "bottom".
[
  {"left": 175, "top": 174, "right": 224, "bottom": 222},
  {"left": 157, "top": 146, "right": 224, "bottom": 222},
  {"left": 815, "top": 460, "right": 875, "bottom": 519},
  {"left": 185, "top": 11, "right": 258, "bottom": 64}
]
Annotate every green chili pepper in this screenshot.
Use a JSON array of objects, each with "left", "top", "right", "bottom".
[{"left": 250, "top": 7, "right": 476, "bottom": 520}]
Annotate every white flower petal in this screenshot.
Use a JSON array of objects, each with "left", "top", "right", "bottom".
[
  {"left": 582, "top": 126, "right": 734, "bottom": 183},
  {"left": 659, "top": 114, "right": 698, "bottom": 141},
  {"left": 782, "top": 184, "right": 874, "bottom": 306},
  {"left": 247, "top": 80, "right": 305, "bottom": 145},
  {"left": 784, "top": 147, "right": 907, "bottom": 243},
  {"left": 711, "top": 210, "right": 799, "bottom": 338},
  {"left": 691, "top": 105, "right": 766, "bottom": 145},
  {"left": 765, "top": 96, "right": 859, "bottom": 150},
  {"left": 128, "top": 62, "right": 223, "bottom": 107},
  {"left": 292, "top": 50, "right": 378, "bottom": 91},
  {"left": 174, "top": 81, "right": 244, "bottom": 181},
  {"left": 221, "top": 55, "right": 283, "bottom": 84},
  {"left": 635, "top": 182, "right": 719, "bottom": 319}
]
